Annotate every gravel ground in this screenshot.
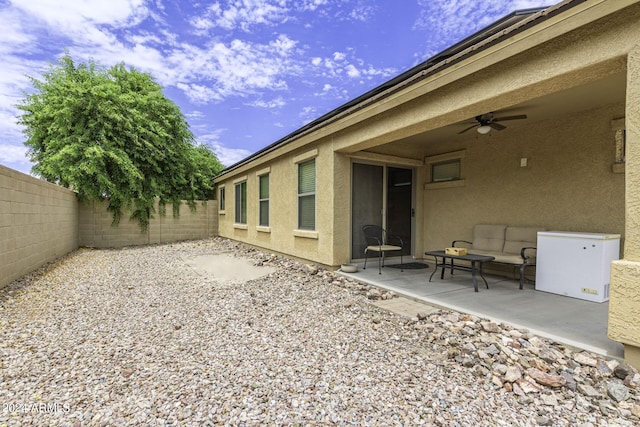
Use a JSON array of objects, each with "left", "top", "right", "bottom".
[{"left": 1, "top": 237, "right": 639, "bottom": 426}]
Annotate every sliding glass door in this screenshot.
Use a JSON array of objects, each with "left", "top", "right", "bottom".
[
  {"left": 351, "top": 163, "right": 383, "bottom": 259},
  {"left": 386, "top": 167, "right": 412, "bottom": 257},
  {"left": 351, "top": 163, "right": 413, "bottom": 260}
]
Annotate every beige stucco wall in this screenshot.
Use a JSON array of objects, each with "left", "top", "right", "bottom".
[
  {"left": 79, "top": 199, "right": 217, "bottom": 248},
  {"left": 609, "top": 44, "right": 640, "bottom": 365},
  {"left": 217, "top": 143, "right": 338, "bottom": 266},
  {"left": 332, "top": 152, "right": 353, "bottom": 264},
  {"left": 0, "top": 165, "right": 79, "bottom": 289},
  {"left": 420, "top": 103, "right": 625, "bottom": 255},
  {"left": 217, "top": 102, "right": 626, "bottom": 270}
]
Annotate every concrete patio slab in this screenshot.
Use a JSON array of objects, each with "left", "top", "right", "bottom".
[
  {"left": 339, "top": 261, "right": 624, "bottom": 359},
  {"left": 372, "top": 297, "right": 439, "bottom": 319}
]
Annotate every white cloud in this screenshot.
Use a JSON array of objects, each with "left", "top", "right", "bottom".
[
  {"left": 247, "top": 97, "right": 286, "bottom": 109},
  {"left": 164, "top": 36, "right": 298, "bottom": 103},
  {"left": 185, "top": 110, "right": 205, "bottom": 119},
  {"left": 347, "top": 4, "right": 376, "bottom": 22},
  {"left": 345, "top": 64, "right": 360, "bottom": 78},
  {"left": 190, "top": 0, "right": 374, "bottom": 34},
  {"left": 313, "top": 51, "right": 395, "bottom": 82},
  {"left": 177, "top": 82, "right": 224, "bottom": 103},
  {"left": 297, "top": 0, "right": 329, "bottom": 12},
  {"left": 192, "top": 0, "right": 289, "bottom": 33},
  {"left": 0, "top": 143, "right": 31, "bottom": 170},
  {"left": 360, "top": 65, "right": 397, "bottom": 79},
  {"left": 0, "top": 0, "right": 379, "bottom": 115},
  {"left": 214, "top": 145, "right": 254, "bottom": 167},
  {"left": 1, "top": 0, "right": 496, "bottom": 173},
  {"left": 414, "top": 0, "right": 550, "bottom": 50},
  {"left": 125, "top": 32, "right": 164, "bottom": 46},
  {"left": 299, "top": 106, "right": 318, "bottom": 124},
  {"left": 188, "top": 127, "right": 252, "bottom": 167},
  {"left": 10, "top": 0, "right": 148, "bottom": 29},
  {"left": 0, "top": 8, "right": 37, "bottom": 55},
  {"left": 0, "top": 57, "right": 48, "bottom": 174}
]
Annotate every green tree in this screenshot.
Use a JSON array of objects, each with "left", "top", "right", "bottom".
[{"left": 17, "top": 55, "right": 224, "bottom": 230}]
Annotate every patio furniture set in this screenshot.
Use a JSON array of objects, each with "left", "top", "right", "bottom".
[{"left": 362, "top": 224, "right": 544, "bottom": 292}]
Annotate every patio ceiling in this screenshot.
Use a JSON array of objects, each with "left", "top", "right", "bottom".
[{"left": 376, "top": 70, "right": 627, "bottom": 152}]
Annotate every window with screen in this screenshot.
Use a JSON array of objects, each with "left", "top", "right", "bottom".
[
  {"left": 424, "top": 150, "right": 466, "bottom": 190},
  {"left": 431, "top": 159, "right": 460, "bottom": 182},
  {"left": 258, "top": 174, "right": 269, "bottom": 227},
  {"left": 297, "top": 159, "right": 316, "bottom": 230},
  {"left": 234, "top": 181, "right": 247, "bottom": 224},
  {"left": 219, "top": 187, "right": 225, "bottom": 211}
]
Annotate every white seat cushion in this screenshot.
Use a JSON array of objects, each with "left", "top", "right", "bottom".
[
  {"left": 471, "top": 224, "right": 507, "bottom": 252},
  {"left": 366, "top": 245, "right": 402, "bottom": 252},
  {"left": 467, "top": 249, "right": 521, "bottom": 263},
  {"left": 503, "top": 226, "right": 545, "bottom": 255}
]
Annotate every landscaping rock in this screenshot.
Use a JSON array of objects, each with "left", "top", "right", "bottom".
[
  {"left": 528, "top": 367, "right": 567, "bottom": 388},
  {"left": 1, "top": 237, "right": 639, "bottom": 426},
  {"left": 607, "top": 382, "right": 631, "bottom": 402}
]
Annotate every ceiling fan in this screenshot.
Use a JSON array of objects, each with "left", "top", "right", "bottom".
[{"left": 458, "top": 112, "right": 528, "bottom": 134}]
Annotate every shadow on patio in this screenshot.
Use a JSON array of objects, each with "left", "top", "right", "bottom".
[{"left": 338, "top": 260, "right": 623, "bottom": 359}]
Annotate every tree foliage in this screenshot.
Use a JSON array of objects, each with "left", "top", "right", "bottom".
[{"left": 18, "top": 55, "right": 224, "bottom": 230}]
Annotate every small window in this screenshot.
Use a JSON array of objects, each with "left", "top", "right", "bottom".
[
  {"left": 259, "top": 174, "right": 269, "bottom": 227},
  {"left": 234, "top": 181, "right": 247, "bottom": 224},
  {"left": 431, "top": 159, "right": 460, "bottom": 183},
  {"left": 219, "top": 187, "right": 226, "bottom": 211},
  {"left": 298, "top": 159, "right": 316, "bottom": 230}
]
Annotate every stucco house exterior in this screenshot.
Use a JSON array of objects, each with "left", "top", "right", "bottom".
[{"left": 214, "top": 0, "right": 640, "bottom": 367}]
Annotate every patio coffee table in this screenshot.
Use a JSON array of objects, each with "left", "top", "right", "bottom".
[{"left": 425, "top": 250, "right": 495, "bottom": 292}]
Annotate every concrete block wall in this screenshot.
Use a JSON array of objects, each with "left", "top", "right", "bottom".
[
  {"left": 78, "top": 199, "right": 217, "bottom": 248},
  {"left": 78, "top": 200, "right": 151, "bottom": 247},
  {"left": 150, "top": 201, "right": 218, "bottom": 245},
  {"left": 0, "top": 165, "right": 79, "bottom": 289},
  {"left": 1, "top": 164, "right": 218, "bottom": 289}
]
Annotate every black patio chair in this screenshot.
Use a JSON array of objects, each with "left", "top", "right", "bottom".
[{"left": 362, "top": 224, "right": 404, "bottom": 274}]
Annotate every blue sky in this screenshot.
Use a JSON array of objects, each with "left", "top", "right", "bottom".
[{"left": 0, "top": 0, "right": 552, "bottom": 175}]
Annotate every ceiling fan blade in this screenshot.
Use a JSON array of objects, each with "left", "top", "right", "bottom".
[
  {"left": 457, "top": 124, "right": 478, "bottom": 134},
  {"left": 493, "top": 114, "right": 527, "bottom": 122},
  {"left": 489, "top": 122, "right": 506, "bottom": 131}
]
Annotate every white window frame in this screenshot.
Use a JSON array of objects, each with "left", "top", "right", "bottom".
[
  {"left": 293, "top": 149, "right": 318, "bottom": 237},
  {"left": 234, "top": 180, "right": 247, "bottom": 225},
  {"left": 218, "top": 185, "right": 226, "bottom": 213},
  {"left": 258, "top": 173, "right": 270, "bottom": 228},
  {"left": 297, "top": 159, "right": 316, "bottom": 231}
]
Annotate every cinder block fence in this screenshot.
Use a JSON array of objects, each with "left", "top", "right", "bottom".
[
  {"left": 0, "top": 165, "right": 217, "bottom": 290},
  {"left": 78, "top": 199, "right": 217, "bottom": 248}
]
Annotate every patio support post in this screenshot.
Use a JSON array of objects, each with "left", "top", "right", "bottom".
[{"left": 609, "top": 45, "right": 640, "bottom": 369}]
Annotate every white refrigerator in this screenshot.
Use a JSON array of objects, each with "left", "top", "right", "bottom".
[{"left": 536, "top": 231, "right": 620, "bottom": 303}]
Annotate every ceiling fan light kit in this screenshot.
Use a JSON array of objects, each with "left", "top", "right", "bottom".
[
  {"left": 477, "top": 125, "right": 492, "bottom": 134},
  {"left": 458, "top": 112, "right": 528, "bottom": 135}
]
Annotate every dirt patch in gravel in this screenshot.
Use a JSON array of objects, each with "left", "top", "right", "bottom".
[{"left": 184, "top": 254, "right": 276, "bottom": 283}]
